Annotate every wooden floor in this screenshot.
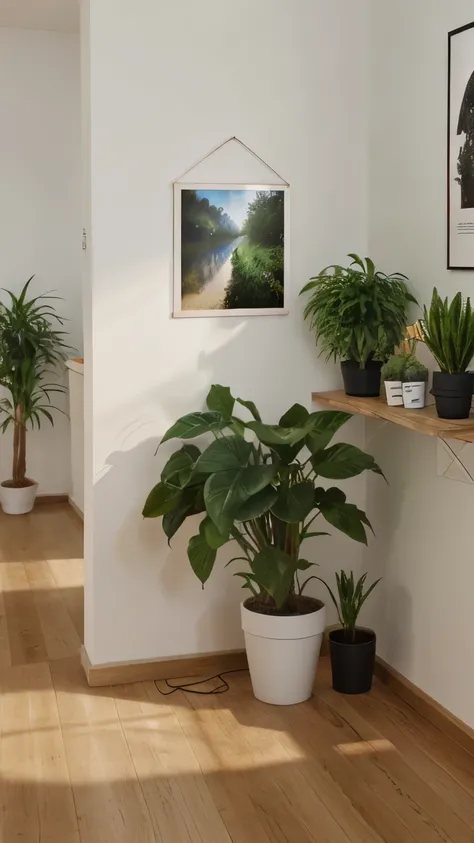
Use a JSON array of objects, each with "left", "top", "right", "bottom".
[{"left": 1, "top": 505, "right": 474, "bottom": 842}]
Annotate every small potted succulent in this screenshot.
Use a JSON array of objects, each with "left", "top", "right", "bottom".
[
  {"left": 402, "top": 358, "right": 428, "bottom": 409},
  {"left": 300, "top": 254, "right": 416, "bottom": 398},
  {"left": 317, "top": 570, "right": 381, "bottom": 694},
  {"left": 381, "top": 354, "right": 408, "bottom": 406},
  {"left": 421, "top": 289, "right": 474, "bottom": 419}
]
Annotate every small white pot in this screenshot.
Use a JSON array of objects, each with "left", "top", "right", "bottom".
[
  {"left": 384, "top": 381, "right": 403, "bottom": 406},
  {"left": 0, "top": 480, "right": 39, "bottom": 515},
  {"left": 402, "top": 382, "right": 426, "bottom": 409},
  {"left": 241, "top": 599, "right": 326, "bottom": 705}
]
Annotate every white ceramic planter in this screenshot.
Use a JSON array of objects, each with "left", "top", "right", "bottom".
[
  {"left": 0, "top": 481, "right": 38, "bottom": 515},
  {"left": 384, "top": 381, "right": 403, "bottom": 406},
  {"left": 402, "top": 382, "right": 426, "bottom": 409},
  {"left": 241, "top": 599, "right": 326, "bottom": 705}
]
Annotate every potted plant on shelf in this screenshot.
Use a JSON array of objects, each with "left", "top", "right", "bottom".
[
  {"left": 143, "top": 384, "right": 384, "bottom": 706},
  {"left": 381, "top": 353, "right": 408, "bottom": 406},
  {"left": 0, "top": 277, "right": 68, "bottom": 514},
  {"left": 316, "top": 570, "right": 381, "bottom": 694},
  {"left": 421, "top": 289, "right": 474, "bottom": 420},
  {"left": 300, "top": 254, "right": 416, "bottom": 398},
  {"left": 402, "top": 357, "right": 428, "bottom": 409}
]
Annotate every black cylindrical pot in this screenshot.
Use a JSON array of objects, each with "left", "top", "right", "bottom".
[
  {"left": 341, "top": 360, "right": 382, "bottom": 398},
  {"left": 329, "top": 628, "right": 376, "bottom": 694},
  {"left": 431, "top": 371, "right": 473, "bottom": 420}
]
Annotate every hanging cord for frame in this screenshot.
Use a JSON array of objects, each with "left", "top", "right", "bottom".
[
  {"left": 174, "top": 136, "right": 290, "bottom": 186},
  {"left": 154, "top": 668, "right": 249, "bottom": 696}
]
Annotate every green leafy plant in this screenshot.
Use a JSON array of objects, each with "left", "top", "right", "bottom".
[
  {"left": 300, "top": 254, "right": 416, "bottom": 368},
  {"left": 316, "top": 570, "right": 381, "bottom": 642},
  {"left": 0, "top": 277, "right": 69, "bottom": 487},
  {"left": 381, "top": 353, "right": 410, "bottom": 382},
  {"left": 421, "top": 288, "right": 474, "bottom": 373},
  {"left": 403, "top": 358, "right": 428, "bottom": 383},
  {"left": 143, "top": 385, "right": 384, "bottom": 614}
]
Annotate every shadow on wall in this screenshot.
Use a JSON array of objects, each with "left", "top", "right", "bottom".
[{"left": 89, "top": 313, "right": 371, "bottom": 663}]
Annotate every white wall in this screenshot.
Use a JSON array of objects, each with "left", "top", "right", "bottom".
[
  {"left": 368, "top": 0, "right": 474, "bottom": 727},
  {"left": 83, "top": 0, "right": 370, "bottom": 666},
  {"left": 0, "top": 28, "right": 81, "bottom": 494}
]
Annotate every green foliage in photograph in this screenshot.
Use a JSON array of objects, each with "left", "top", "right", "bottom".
[
  {"left": 224, "top": 243, "right": 283, "bottom": 309},
  {"left": 143, "top": 385, "right": 385, "bottom": 614},
  {"left": 224, "top": 191, "right": 284, "bottom": 309},
  {"left": 316, "top": 570, "right": 381, "bottom": 642},
  {"left": 421, "top": 288, "right": 474, "bottom": 373},
  {"left": 403, "top": 358, "right": 428, "bottom": 383},
  {"left": 300, "top": 254, "right": 416, "bottom": 368},
  {"left": 0, "top": 277, "right": 69, "bottom": 486}
]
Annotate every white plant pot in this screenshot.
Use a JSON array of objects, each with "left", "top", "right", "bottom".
[
  {"left": 402, "top": 382, "right": 426, "bottom": 409},
  {"left": 241, "top": 599, "right": 326, "bottom": 705},
  {"left": 0, "top": 480, "right": 39, "bottom": 515},
  {"left": 384, "top": 381, "right": 403, "bottom": 406}
]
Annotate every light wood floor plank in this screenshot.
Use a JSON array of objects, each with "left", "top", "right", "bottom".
[
  {"left": 1, "top": 561, "right": 48, "bottom": 665},
  {"left": 115, "top": 680, "right": 233, "bottom": 843},
  {"left": 51, "top": 656, "right": 158, "bottom": 843},
  {"left": 0, "top": 662, "right": 80, "bottom": 843}
]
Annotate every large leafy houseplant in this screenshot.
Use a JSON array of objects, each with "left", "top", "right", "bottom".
[
  {"left": 0, "top": 277, "right": 68, "bottom": 491},
  {"left": 300, "top": 255, "right": 416, "bottom": 398},
  {"left": 143, "top": 385, "right": 384, "bottom": 614},
  {"left": 421, "top": 288, "right": 474, "bottom": 419}
]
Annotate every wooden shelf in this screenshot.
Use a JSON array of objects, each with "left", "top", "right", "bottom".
[{"left": 312, "top": 390, "right": 474, "bottom": 444}]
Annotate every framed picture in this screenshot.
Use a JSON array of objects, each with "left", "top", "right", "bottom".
[
  {"left": 448, "top": 21, "right": 474, "bottom": 269},
  {"left": 173, "top": 183, "right": 289, "bottom": 317}
]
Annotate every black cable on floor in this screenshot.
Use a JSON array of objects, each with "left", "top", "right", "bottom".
[{"left": 154, "top": 668, "right": 249, "bottom": 696}]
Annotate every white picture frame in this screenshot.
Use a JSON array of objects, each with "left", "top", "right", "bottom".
[{"left": 173, "top": 183, "right": 289, "bottom": 317}]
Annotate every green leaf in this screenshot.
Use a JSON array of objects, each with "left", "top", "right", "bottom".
[
  {"left": 206, "top": 384, "right": 235, "bottom": 420},
  {"left": 161, "top": 444, "right": 201, "bottom": 488},
  {"left": 279, "top": 403, "right": 309, "bottom": 428},
  {"left": 319, "top": 500, "right": 371, "bottom": 544},
  {"left": 312, "top": 443, "right": 384, "bottom": 480},
  {"left": 230, "top": 417, "right": 247, "bottom": 438},
  {"left": 204, "top": 465, "right": 277, "bottom": 534},
  {"left": 162, "top": 500, "right": 194, "bottom": 543},
  {"left": 142, "top": 483, "right": 182, "bottom": 518},
  {"left": 161, "top": 412, "right": 223, "bottom": 444},
  {"left": 305, "top": 411, "right": 352, "bottom": 453},
  {"left": 297, "top": 559, "right": 314, "bottom": 571},
  {"left": 187, "top": 534, "right": 217, "bottom": 584},
  {"left": 200, "top": 516, "right": 229, "bottom": 549},
  {"left": 236, "top": 396, "right": 261, "bottom": 421},
  {"left": 247, "top": 421, "right": 308, "bottom": 446},
  {"left": 235, "top": 485, "right": 278, "bottom": 522},
  {"left": 251, "top": 547, "right": 296, "bottom": 609},
  {"left": 271, "top": 481, "right": 315, "bottom": 523},
  {"left": 194, "top": 436, "right": 252, "bottom": 474},
  {"left": 314, "top": 486, "right": 346, "bottom": 506}
]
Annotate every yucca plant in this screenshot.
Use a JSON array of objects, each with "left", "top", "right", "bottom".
[
  {"left": 0, "top": 277, "right": 69, "bottom": 487},
  {"left": 300, "top": 254, "right": 416, "bottom": 368},
  {"left": 421, "top": 288, "right": 474, "bottom": 373},
  {"left": 316, "top": 570, "right": 381, "bottom": 643}
]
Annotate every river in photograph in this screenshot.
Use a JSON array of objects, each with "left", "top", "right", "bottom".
[{"left": 181, "top": 236, "right": 245, "bottom": 310}]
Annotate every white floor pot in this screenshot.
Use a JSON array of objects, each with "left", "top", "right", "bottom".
[
  {"left": 384, "top": 381, "right": 403, "bottom": 406},
  {"left": 0, "top": 480, "right": 39, "bottom": 515},
  {"left": 241, "top": 598, "right": 326, "bottom": 705},
  {"left": 402, "top": 382, "right": 426, "bottom": 409}
]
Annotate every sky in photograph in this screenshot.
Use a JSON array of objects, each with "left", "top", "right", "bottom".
[{"left": 196, "top": 189, "right": 259, "bottom": 228}]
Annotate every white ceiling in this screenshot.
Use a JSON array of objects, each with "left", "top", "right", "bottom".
[{"left": 0, "top": 0, "right": 79, "bottom": 33}]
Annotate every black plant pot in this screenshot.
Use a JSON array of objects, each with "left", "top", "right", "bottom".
[
  {"left": 341, "top": 360, "right": 382, "bottom": 398},
  {"left": 431, "top": 371, "right": 473, "bottom": 420},
  {"left": 329, "top": 627, "right": 376, "bottom": 695}
]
